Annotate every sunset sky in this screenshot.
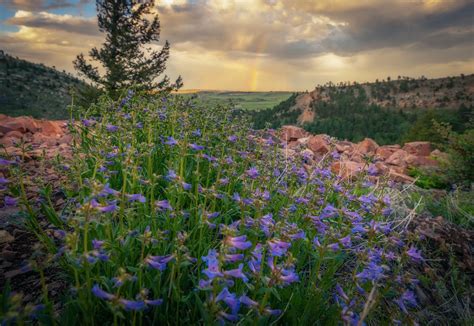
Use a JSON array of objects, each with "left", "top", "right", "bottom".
[{"left": 0, "top": 0, "right": 473, "bottom": 91}]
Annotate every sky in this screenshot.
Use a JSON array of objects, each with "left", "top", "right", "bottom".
[{"left": 0, "top": 0, "right": 473, "bottom": 91}]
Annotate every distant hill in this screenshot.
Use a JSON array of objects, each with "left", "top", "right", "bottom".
[
  {"left": 0, "top": 50, "right": 94, "bottom": 119},
  {"left": 252, "top": 74, "right": 474, "bottom": 145},
  {"left": 294, "top": 74, "right": 474, "bottom": 124}
]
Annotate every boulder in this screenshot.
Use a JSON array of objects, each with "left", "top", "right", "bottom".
[
  {"left": 335, "top": 141, "right": 353, "bottom": 153},
  {"left": 38, "top": 120, "right": 64, "bottom": 136},
  {"left": 297, "top": 137, "right": 310, "bottom": 145},
  {"left": 376, "top": 145, "right": 400, "bottom": 160},
  {"left": 31, "top": 133, "right": 59, "bottom": 146},
  {"left": 385, "top": 149, "right": 409, "bottom": 167},
  {"left": 374, "top": 161, "right": 389, "bottom": 174},
  {"left": 0, "top": 116, "right": 39, "bottom": 134},
  {"left": 280, "top": 125, "right": 308, "bottom": 142},
  {"left": 430, "top": 149, "right": 449, "bottom": 161},
  {"left": 4, "top": 130, "right": 24, "bottom": 139},
  {"left": 406, "top": 155, "right": 439, "bottom": 167},
  {"left": 307, "top": 135, "right": 330, "bottom": 155},
  {"left": 0, "top": 136, "right": 19, "bottom": 147},
  {"left": 403, "top": 141, "right": 432, "bottom": 156},
  {"left": 331, "top": 161, "right": 365, "bottom": 178},
  {"left": 388, "top": 170, "right": 415, "bottom": 183},
  {"left": 356, "top": 138, "right": 379, "bottom": 155}
]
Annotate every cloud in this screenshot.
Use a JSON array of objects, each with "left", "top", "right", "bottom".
[
  {"left": 6, "top": 10, "right": 98, "bottom": 36},
  {"left": 156, "top": 0, "right": 474, "bottom": 60},
  {"left": 3, "top": 0, "right": 90, "bottom": 11},
  {"left": 0, "top": 1, "right": 472, "bottom": 91}
]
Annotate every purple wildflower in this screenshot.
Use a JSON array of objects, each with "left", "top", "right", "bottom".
[
  {"left": 81, "top": 119, "right": 96, "bottom": 127},
  {"left": 339, "top": 235, "right": 352, "bottom": 248},
  {"left": 155, "top": 200, "right": 173, "bottom": 211},
  {"left": 106, "top": 124, "right": 119, "bottom": 132},
  {"left": 406, "top": 246, "right": 423, "bottom": 263},
  {"left": 120, "top": 299, "right": 146, "bottom": 311},
  {"left": 223, "top": 263, "right": 248, "bottom": 282},
  {"left": 246, "top": 167, "right": 259, "bottom": 179},
  {"left": 202, "top": 249, "right": 223, "bottom": 280},
  {"left": 228, "top": 135, "right": 237, "bottom": 142},
  {"left": 4, "top": 196, "right": 18, "bottom": 207},
  {"left": 127, "top": 194, "right": 146, "bottom": 203},
  {"left": 145, "top": 254, "right": 174, "bottom": 271},
  {"left": 97, "top": 202, "right": 118, "bottom": 213},
  {"left": 189, "top": 143, "right": 204, "bottom": 151},
  {"left": 92, "top": 284, "right": 115, "bottom": 300},
  {"left": 165, "top": 169, "right": 177, "bottom": 181},
  {"left": 240, "top": 295, "right": 258, "bottom": 308},
  {"left": 164, "top": 136, "right": 178, "bottom": 146},
  {"left": 395, "top": 290, "right": 417, "bottom": 314},
  {"left": 268, "top": 239, "right": 291, "bottom": 257},
  {"left": 182, "top": 182, "right": 192, "bottom": 190},
  {"left": 225, "top": 235, "right": 252, "bottom": 250},
  {"left": 223, "top": 253, "right": 244, "bottom": 263},
  {"left": 92, "top": 239, "right": 105, "bottom": 250},
  {"left": 145, "top": 298, "right": 163, "bottom": 306},
  {"left": 0, "top": 158, "right": 16, "bottom": 166},
  {"left": 216, "top": 288, "right": 240, "bottom": 315}
]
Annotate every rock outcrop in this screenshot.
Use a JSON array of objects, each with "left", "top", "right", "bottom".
[
  {"left": 0, "top": 115, "right": 71, "bottom": 160},
  {"left": 276, "top": 125, "right": 446, "bottom": 184}
]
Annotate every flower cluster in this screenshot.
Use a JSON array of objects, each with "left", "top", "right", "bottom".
[{"left": 2, "top": 92, "right": 426, "bottom": 324}]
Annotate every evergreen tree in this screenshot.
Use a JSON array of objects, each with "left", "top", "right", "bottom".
[{"left": 74, "top": 0, "right": 182, "bottom": 96}]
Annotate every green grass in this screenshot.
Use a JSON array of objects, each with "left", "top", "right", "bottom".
[{"left": 178, "top": 91, "right": 293, "bottom": 111}]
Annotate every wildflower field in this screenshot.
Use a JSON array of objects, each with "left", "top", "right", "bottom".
[{"left": 0, "top": 92, "right": 468, "bottom": 325}]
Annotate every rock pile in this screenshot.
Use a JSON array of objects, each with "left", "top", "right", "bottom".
[
  {"left": 278, "top": 125, "right": 447, "bottom": 184},
  {"left": 0, "top": 115, "right": 72, "bottom": 160}
]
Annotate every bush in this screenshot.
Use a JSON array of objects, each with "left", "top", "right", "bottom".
[{"left": 435, "top": 122, "right": 474, "bottom": 188}]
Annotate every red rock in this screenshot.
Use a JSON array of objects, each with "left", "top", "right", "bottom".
[
  {"left": 38, "top": 121, "right": 63, "bottom": 136},
  {"left": 0, "top": 116, "right": 40, "bottom": 134},
  {"left": 430, "top": 149, "right": 449, "bottom": 161},
  {"left": 389, "top": 170, "right": 415, "bottom": 183},
  {"left": 280, "top": 125, "right": 308, "bottom": 142},
  {"left": 375, "top": 161, "right": 389, "bottom": 174},
  {"left": 287, "top": 140, "right": 300, "bottom": 149},
  {"left": 386, "top": 149, "right": 409, "bottom": 167},
  {"left": 356, "top": 138, "right": 379, "bottom": 154},
  {"left": 403, "top": 141, "right": 432, "bottom": 156},
  {"left": 376, "top": 145, "right": 400, "bottom": 160},
  {"left": 335, "top": 141, "right": 353, "bottom": 153},
  {"left": 4, "top": 130, "right": 24, "bottom": 139},
  {"left": 307, "top": 135, "right": 330, "bottom": 155},
  {"left": 0, "top": 137, "right": 19, "bottom": 147},
  {"left": 331, "top": 161, "right": 365, "bottom": 178},
  {"left": 389, "top": 165, "right": 407, "bottom": 174},
  {"left": 57, "top": 134, "right": 73, "bottom": 144},
  {"left": 407, "top": 155, "right": 439, "bottom": 167},
  {"left": 297, "top": 137, "right": 310, "bottom": 145},
  {"left": 31, "top": 133, "right": 59, "bottom": 146}
]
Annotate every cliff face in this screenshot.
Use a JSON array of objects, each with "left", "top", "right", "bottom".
[{"left": 294, "top": 74, "right": 474, "bottom": 124}]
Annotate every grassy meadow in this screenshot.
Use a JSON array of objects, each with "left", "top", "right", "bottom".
[{"left": 177, "top": 91, "right": 294, "bottom": 111}]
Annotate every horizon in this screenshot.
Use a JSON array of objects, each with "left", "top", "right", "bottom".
[{"left": 0, "top": 0, "right": 473, "bottom": 91}]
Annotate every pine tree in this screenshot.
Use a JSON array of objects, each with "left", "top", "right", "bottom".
[{"left": 74, "top": 0, "right": 182, "bottom": 96}]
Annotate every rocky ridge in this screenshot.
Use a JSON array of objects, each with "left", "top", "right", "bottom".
[{"left": 293, "top": 74, "right": 474, "bottom": 124}]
